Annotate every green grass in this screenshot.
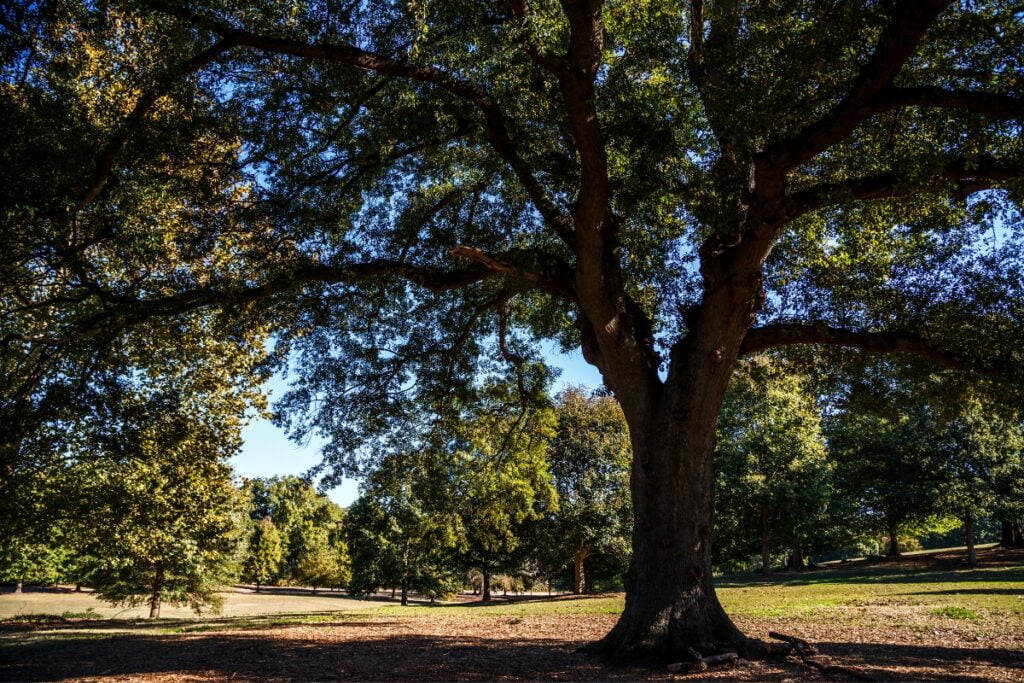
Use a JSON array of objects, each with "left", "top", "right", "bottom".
[
  {"left": 930, "top": 606, "right": 982, "bottom": 620},
  {"left": 715, "top": 563, "right": 1023, "bottom": 622},
  {"left": 349, "top": 596, "right": 625, "bottom": 619},
  {"left": 2, "top": 551, "right": 1021, "bottom": 636}
]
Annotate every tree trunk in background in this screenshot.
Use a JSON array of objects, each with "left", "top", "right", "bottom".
[
  {"left": 887, "top": 527, "right": 900, "bottom": 557},
  {"left": 255, "top": 581, "right": 261, "bottom": 593},
  {"left": 481, "top": 568, "right": 491, "bottom": 602},
  {"left": 1000, "top": 518, "right": 1024, "bottom": 548},
  {"left": 149, "top": 565, "right": 164, "bottom": 619},
  {"left": 400, "top": 581, "right": 408, "bottom": 606},
  {"left": 75, "top": 583, "right": 82, "bottom": 593},
  {"left": 14, "top": 580, "right": 22, "bottom": 594},
  {"left": 965, "top": 514, "right": 977, "bottom": 567},
  {"left": 787, "top": 546, "right": 804, "bottom": 570},
  {"left": 573, "top": 547, "right": 589, "bottom": 594},
  {"left": 760, "top": 505, "right": 771, "bottom": 575}
]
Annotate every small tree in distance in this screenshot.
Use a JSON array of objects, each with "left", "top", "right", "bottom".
[{"left": 244, "top": 517, "right": 283, "bottom": 593}]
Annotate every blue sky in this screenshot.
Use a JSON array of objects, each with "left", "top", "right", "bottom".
[{"left": 230, "top": 342, "right": 604, "bottom": 506}]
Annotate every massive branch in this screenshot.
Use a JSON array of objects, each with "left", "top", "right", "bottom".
[
  {"left": 787, "top": 155, "right": 1024, "bottom": 219},
  {"left": 757, "top": 0, "right": 952, "bottom": 191},
  {"left": 740, "top": 323, "right": 991, "bottom": 374},
  {"left": 8, "top": 249, "right": 573, "bottom": 351},
  {"left": 144, "top": 0, "right": 574, "bottom": 247}
]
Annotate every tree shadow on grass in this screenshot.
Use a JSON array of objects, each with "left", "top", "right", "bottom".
[
  {"left": 817, "top": 640, "right": 1024, "bottom": 681},
  {"left": 718, "top": 565, "right": 1024, "bottom": 589},
  {"left": 896, "top": 587, "right": 1024, "bottom": 597},
  {"left": 2, "top": 625, "right": 1021, "bottom": 681}
]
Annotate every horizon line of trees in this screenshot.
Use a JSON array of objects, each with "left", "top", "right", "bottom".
[{"left": 5, "top": 366, "right": 1023, "bottom": 615}]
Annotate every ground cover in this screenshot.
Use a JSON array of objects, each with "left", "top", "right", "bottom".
[{"left": 1, "top": 548, "right": 1021, "bottom": 681}]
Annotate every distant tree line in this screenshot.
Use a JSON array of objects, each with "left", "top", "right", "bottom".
[{"left": 4, "top": 367, "right": 1023, "bottom": 613}]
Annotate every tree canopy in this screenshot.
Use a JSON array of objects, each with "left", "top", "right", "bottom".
[{"left": 3, "top": 0, "right": 1023, "bottom": 661}]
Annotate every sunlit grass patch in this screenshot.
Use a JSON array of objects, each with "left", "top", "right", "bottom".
[{"left": 930, "top": 606, "right": 982, "bottom": 620}]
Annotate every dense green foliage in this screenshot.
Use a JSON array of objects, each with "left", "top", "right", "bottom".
[
  {"left": 244, "top": 476, "right": 350, "bottom": 588},
  {"left": 715, "top": 359, "right": 836, "bottom": 573},
  {"left": 243, "top": 517, "right": 284, "bottom": 591},
  {"left": 538, "top": 388, "right": 631, "bottom": 593}
]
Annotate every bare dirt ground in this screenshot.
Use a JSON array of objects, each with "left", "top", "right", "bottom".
[{"left": 2, "top": 549, "right": 1022, "bottom": 681}]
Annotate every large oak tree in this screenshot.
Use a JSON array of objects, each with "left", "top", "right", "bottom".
[{"left": 3, "top": 0, "right": 1024, "bottom": 661}]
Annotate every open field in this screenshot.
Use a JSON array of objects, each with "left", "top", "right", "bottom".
[
  {"left": 2, "top": 548, "right": 1022, "bottom": 681},
  {"left": 0, "top": 586, "right": 382, "bottom": 621}
]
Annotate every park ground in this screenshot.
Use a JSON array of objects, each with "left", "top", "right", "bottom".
[{"left": 1, "top": 548, "right": 1022, "bottom": 681}]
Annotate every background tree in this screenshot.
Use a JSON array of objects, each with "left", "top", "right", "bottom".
[
  {"left": 829, "top": 406, "right": 951, "bottom": 558},
  {"left": 0, "top": 536, "right": 66, "bottom": 594},
  {"left": 450, "top": 384, "right": 558, "bottom": 602},
  {"left": 73, "top": 393, "right": 248, "bottom": 618},
  {"left": 5, "top": 0, "right": 1024, "bottom": 660},
  {"left": 939, "top": 398, "right": 1024, "bottom": 566},
  {"left": 346, "top": 452, "right": 462, "bottom": 605},
  {"left": 294, "top": 526, "right": 341, "bottom": 594},
  {"left": 541, "top": 387, "right": 631, "bottom": 594},
  {"left": 715, "top": 358, "right": 834, "bottom": 574},
  {"left": 243, "top": 516, "right": 284, "bottom": 592},
  {"left": 246, "top": 476, "right": 348, "bottom": 584}
]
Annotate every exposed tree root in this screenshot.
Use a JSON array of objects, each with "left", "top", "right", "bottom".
[
  {"left": 666, "top": 647, "right": 740, "bottom": 673},
  {"left": 768, "top": 631, "right": 876, "bottom": 681}
]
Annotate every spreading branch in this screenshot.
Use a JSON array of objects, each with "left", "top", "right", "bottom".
[
  {"left": 72, "top": 36, "right": 238, "bottom": 218},
  {"left": 144, "top": 0, "right": 574, "bottom": 247},
  {"left": 11, "top": 249, "right": 573, "bottom": 351},
  {"left": 740, "top": 323, "right": 976, "bottom": 372},
  {"left": 757, "top": 1, "right": 952, "bottom": 187},
  {"left": 787, "top": 155, "right": 1024, "bottom": 219}
]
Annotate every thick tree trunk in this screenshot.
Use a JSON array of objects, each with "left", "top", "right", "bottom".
[
  {"left": 481, "top": 568, "right": 491, "bottom": 602},
  {"left": 579, "top": 231, "right": 767, "bottom": 661},
  {"left": 964, "top": 514, "right": 977, "bottom": 567},
  {"left": 13, "top": 580, "right": 22, "bottom": 594},
  {"left": 887, "top": 527, "right": 900, "bottom": 558},
  {"left": 573, "top": 547, "right": 589, "bottom": 595},
  {"left": 400, "top": 581, "right": 408, "bottom": 606},
  {"left": 255, "top": 581, "right": 261, "bottom": 593},
  {"left": 149, "top": 565, "right": 164, "bottom": 619},
  {"left": 75, "top": 583, "right": 82, "bottom": 593},
  {"left": 588, "top": 377, "right": 750, "bottom": 660},
  {"left": 760, "top": 505, "right": 771, "bottom": 575}
]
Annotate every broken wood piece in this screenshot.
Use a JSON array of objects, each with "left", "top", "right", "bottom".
[
  {"left": 768, "top": 631, "right": 819, "bottom": 655},
  {"left": 667, "top": 650, "right": 738, "bottom": 673}
]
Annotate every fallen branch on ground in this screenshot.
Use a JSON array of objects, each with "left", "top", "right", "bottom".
[{"left": 666, "top": 647, "right": 739, "bottom": 673}]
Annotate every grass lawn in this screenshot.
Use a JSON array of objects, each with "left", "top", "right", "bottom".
[{"left": 1, "top": 547, "right": 1022, "bottom": 681}]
